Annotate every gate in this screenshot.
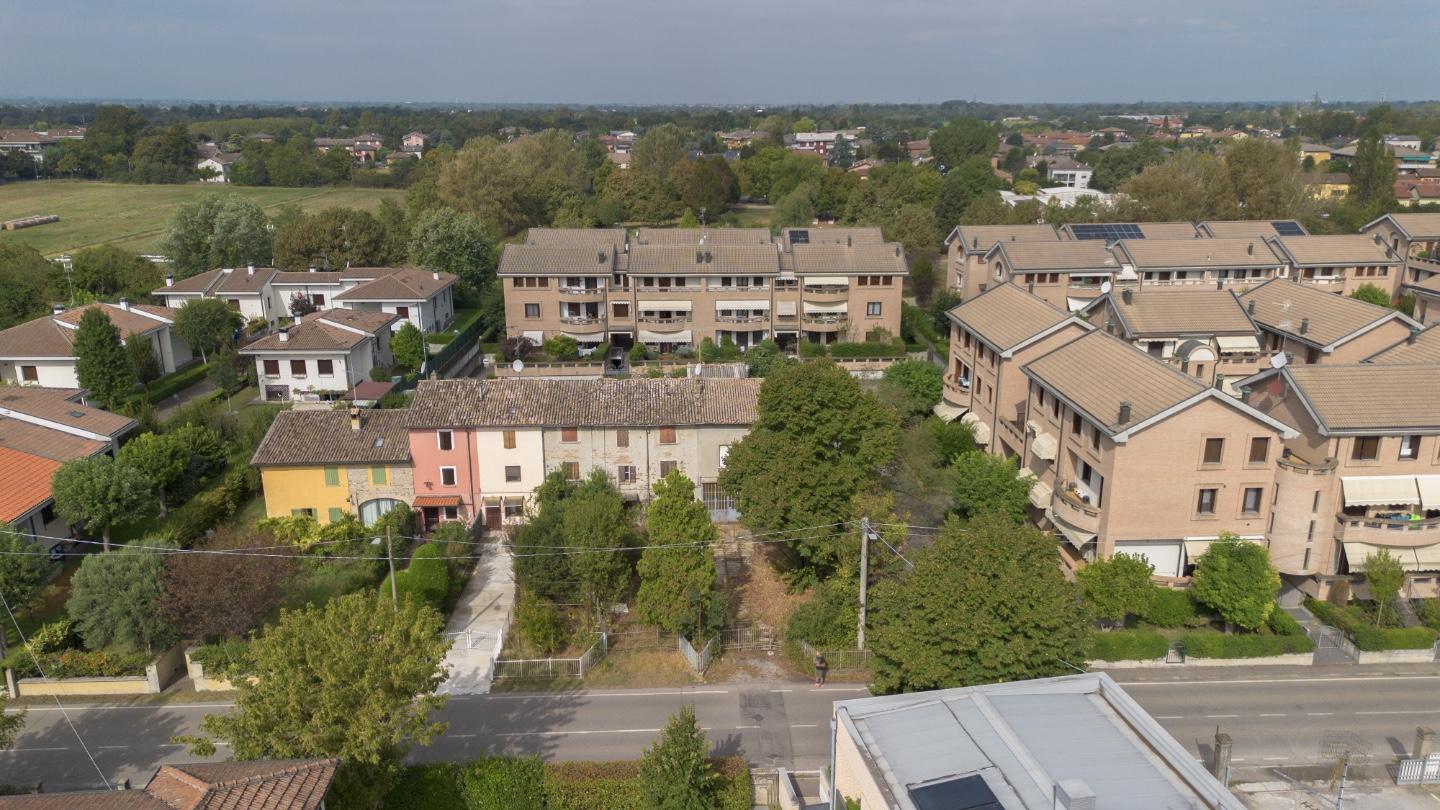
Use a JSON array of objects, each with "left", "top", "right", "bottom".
[{"left": 1396, "top": 754, "right": 1440, "bottom": 785}]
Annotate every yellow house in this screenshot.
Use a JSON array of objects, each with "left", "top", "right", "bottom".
[
  {"left": 1303, "top": 172, "right": 1350, "bottom": 200},
  {"left": 1299, "top": 143, "right": 1332, "bottom": 166},
  {"left": 251, "top": 408, "right": 414, "bottom": 526}
]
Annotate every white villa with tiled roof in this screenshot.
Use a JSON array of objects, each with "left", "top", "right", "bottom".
[{"left": 0, "top": 301, "right": 193, "bottom": 389}]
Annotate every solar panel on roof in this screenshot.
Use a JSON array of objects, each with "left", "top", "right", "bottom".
[
  {"left": 909, "top": 775, "right": 1003, "bottom": 810},
  {"left": 1069, "top": 223, "right": 1144, "bottom": 241},
  {"left": 1271, "top": 221, "right": 1305, "bottom": 236},
  {"left": 788, "top": 229, "right": 810, "bottom": 244}
]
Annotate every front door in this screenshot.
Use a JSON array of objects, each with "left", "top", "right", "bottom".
[{"left": 485, "top": 506, "right": 502, "bottom": 530}]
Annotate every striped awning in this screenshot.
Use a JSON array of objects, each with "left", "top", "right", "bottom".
[
  {"left": 805, "top": 275, "right": 850, "bottom": 286},
  {"left": 639, "top": 330, "right": 692, "bottom": 343},
  {"left": 1048, "top": 509, "right": 1097, "bottom": 549},
  {"left": 1417, "top": 476, "right": 1440, "bottom": 510},
  {"left": 961, "top": 411, "right": 990, "bottom": 445},
  {"left": 1344, "top": 541, "right": 1440, "bottom": 572},
  {"left": 1216, "top": 334, "right": 1262, "bottom": 353},
  {"left": 1031, "top": 430, "right": 1058, "bottom": 461},
  {"left": 932, "top": 400, "right": 967, "bottom": 422},
  {"left": 1028, "top": 478, "right": 1053, "bottom": 509},
  {"left": 776, "top": 301, "right": 797, "bottom": 316},
  {"left": 716, "top": 300, "right": 769, "bottom": 311},
  {"left": 639, "top": 300, "right": 691, "bottom": 311},
  {"left": 1341, "top": 476, "right": 1420, "bottom": 507},
  {"left": 803, "top": 301, "right": 849, "bottom": 314}
]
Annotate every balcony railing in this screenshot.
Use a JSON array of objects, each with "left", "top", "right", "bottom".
[
  {"left": 708, "top": 284, "right": 769, "bottom": 292},
  {"left": 560, "top": 314, "right": 605, "bottom": 325},
  {"left": 1335, "top": 513, "right": 1440, "bottom": 547},
  {"left": 636, "top": 285, "right": 702, "bottom": 293},
  {"left": 803, "top": 284, "right": 849, "bottom": 294},
  {"left": 1276, "top": 453, "right": 1338, "bottom": 475},
  {"left": 1053, "top": 485, "right": 1101, "bottom": 533},
  {"left": 558, "top": 286, "right": 604, "bottom": 296},
  {"left": 716, "top": 314, "right": 766, "bottom": 324},
  {"left": 802, "top": 314, "right": 848, "bottom": 326},
  {"left": 637, "top": 315, "right": 692, "bottom": 326}
]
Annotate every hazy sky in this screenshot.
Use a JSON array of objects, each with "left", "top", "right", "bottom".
[{"left": 2, "top": 0, "right": 1436, "bottom": 104}]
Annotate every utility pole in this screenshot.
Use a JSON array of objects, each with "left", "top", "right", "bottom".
[
  {"left": 386, "top": 526, "right": 398, "bottom": 608},
  {"left": 858, "top": 517, "right": 878, "bottom": 650}
]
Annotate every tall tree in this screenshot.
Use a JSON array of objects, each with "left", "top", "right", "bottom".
[
  {"left": 1351, "top": 130, "right": 1398, "bottom": 210},
  {"left": 562, "top": 476, "right": 636, "bottom": 615},
  {"left": 125, "top": 332, "right": 162, "bottom": 384},
  {"left": 69, "top": 246, "right": 161, "bottom": 301},
  {"left": 407, "top": 208, "right": 496, "bottom": 291},
  {"left": 638, "top": 706, "right": 720, "bottom": 810},
  {"left": 951, "top": 450, "right": 1033, "bottom": 524},
  {"left": 720, "top": 362, "right": 899, "bottom": 576},
  {"left": 163, "top": 525, "right": 300, "bottom": 641},
  {"left": 636, "top": 472, "right": 720, "bottom": 638},
  {"left": 0, "top": 526, "right": 51, "bottom": 659},
  {"left": 172, "top": 298, "right": 241, "bottom": 363},
  {"left": 1363, "top": 550, "right": 1405, "bottom": 626},
  {"left": 192, "top": 592, "right": 449, "bottom": 808},
  {"left": 1116, "top": 151, "right": 1239, "bottom": 222},
  {"left": 633, "top": 123, "right": 691, "bottom": 186},
  {"left": 1077, "top": 552, "right": 1155, "bottom": 626},
  {"left": 878, "top": 359, "right": 943, "bottom": 418},
  {"left": 66, "top": 540, "right": 175, "bottom": 653},
  {"left": 1191, "top": 533, "right": 1280, "bottom": 631},
  {"left": 117, "top": 431, "right": 190, "bottom": 515},
  {"left": 1223, "top": 138, "right": 1309, "bottom": 220},
  {"left": 50, "top": 455, "right": 157, "bottom": 550},
  {"left": 72, "top": 308, "right": 136, "bottom": 408},
  {"left": 272, "top": 207, "right": 393, "bottom": 270},
  {"left": 929, "top": 117, "right": 998, "bottom": 171},
  {"left": 391, "top": 321, "right": 425, "bottom": 370},
  {"left": 0, "top": 241, "right": 54, "bottom": 330},
  {"left": 160, "top": 196, "right": 273, "bottom": 278},
  {"left": 869, "top": 514, "right": 1088, "bottom": 694}
]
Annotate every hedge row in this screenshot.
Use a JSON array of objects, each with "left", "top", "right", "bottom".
[
  {"left": 3, "top": 647, "right": 152, "bottom": 678},
  {"left": 1304, "top": 598, "right": 1436, "bottom": 650},
  {"left": 1086, "top": 630, "right": 1168, "bottom": 661},
  {"left": 1179, "top": 631, "right": 1315, "bottom": 658}
]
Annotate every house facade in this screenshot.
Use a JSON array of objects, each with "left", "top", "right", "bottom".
[
  {"left": 0, "top": 302, "right": 192, "bottom": 389},
  {"left": 156, "top": 266, "right": 278, "bottom": 323},
  {"left": 241, "top": 309, "right": 396, "bottom": 402},
  {"left": 1239, "top": 278, "right": 1420, "bottom": 366}
]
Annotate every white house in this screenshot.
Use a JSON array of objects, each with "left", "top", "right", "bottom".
[
  {"left": 241, "top": 308, "right": 397, "bottom": 402},
  {"left": 196, "top": 152, "right": 240, "bottom": 183},
  {"left": 332, "top": 268, "right": 457, "bottom": 333},
  {"left": 154, "top": 266, "right": 278, "bottom": 323},
  {"left": 0, "top": 302, "right": 193, "bottom": 389},
  {"left": 1045, "top": 157, "right": 1094, "bottom": 189}
]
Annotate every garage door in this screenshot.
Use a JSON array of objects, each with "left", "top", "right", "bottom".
[{"left": 1113, "top": 541, "right": 1184, "bottom": 578}]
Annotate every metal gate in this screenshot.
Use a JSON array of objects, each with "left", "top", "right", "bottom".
[{"left": 1396, "top": 754, "right": 1440, "bottom": 785}]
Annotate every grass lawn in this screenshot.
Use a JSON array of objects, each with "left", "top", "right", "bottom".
[
  {"left": 727, "top": 204, "right": 773, "bottom": 228},
  {"left": 0, "top": 180, "right": 405, "bottom": 257}
]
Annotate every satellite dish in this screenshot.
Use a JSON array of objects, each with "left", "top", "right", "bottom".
[
  {"left": 512, "top": 358, "right": 524, "bottom": 373},
  {"left": 1269, "top": 352, "right": 1288, "bottom": 370},
  {"left": 1100, "top": 281, "right": 1113, "bottom": 294}
]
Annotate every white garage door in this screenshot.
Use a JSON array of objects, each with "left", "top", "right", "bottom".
[{"left": 1113, "top": 541, "right": 1184, "bottom": 578}]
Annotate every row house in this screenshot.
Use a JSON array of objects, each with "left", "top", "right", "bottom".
[
  {"left": 157, "top": 265, "right": 278, "bottom": 323},
  {"left": 1111, "top": 237, "right": 1285, "bottom": 292},
  {"left": 1196, "top": 219, "right": 1309, "bottom": 239},
  {"left": 403, "top": 377, "right": 760, "bottom": 530},
  {"left": 980, "top": 239, "right": 1122, "bottom": 312},
  {"left": 1266, "top": 234, "right": 1403, "bottom": 298},
  {"left": 1239, "top": 278, "right": 1419, "bottom": 365},
  {"left": 943, "top": 224, "right": 1060, "bottom": 297},
  {"left": 1364, "top": 212, "right": 1440, "bottom": 297},
  {"left": 251, "top": 408, "right": 415, "bottom": 527},
  {"left": 240, "top": 309, "right": 397, "bottom": 402},
  {"left": 1365, "top": 323, "right": 1440, "bottom": 365},
  {"left": 498, "top": 227, "right": 905, "bottom": 353},
  {"left": 1082, "top": 288, "right": 1265, "bottom": 393},
  {"left": 0, "top": 301, "right": 193, "bottom": 388},
  {"left": 1240, "top": 364, "right": 1440, "bottom": 598}
]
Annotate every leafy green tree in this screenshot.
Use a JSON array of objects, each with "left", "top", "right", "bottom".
[
  {"left": 1191, "top": 533, "right": 1281, "bottom": 631},
  {"left": 1351, "top": 130, "right": 1398, "bottom": 210},
  {"left": 542, "top": 334, "right": 579, "bottom": 361},
  {"left": 879, "top": 360, "right": 943, "bottom": 418},
  {"left": 272, "top": 207, "right": 395, "bottom": 271},
  {"left": 160, "top": 196, "right": 273, "bottom": 278},
  {"left": 128, "top": 123, "right": 198, "bottom": 183},
  {"left": 407, "top": 208, "right": 497, "bottom": 292},
  {"left": 172, "top": 298, "right": 241, "bottom": 362},
  {"left": 869, "top": 514, "right": 1087, "bottom": 694},
  {"left": 670, "top": 156, "right": 739, "bottom": 216},
  {"left": 0, "top": 241, "right": 54, "bottom": 330},
  {"left": 50, "top": 455, "right": 157, "bottom": 550},
  {"left": 118, "top": 431, "right": 190, "bottom": 515},
  {"left": 929, "top": 117, "right": 998, "bottom": 170},
  {"left": 1224, "top": 138, "right": 1310, "bottom": 221},
  {"left": 125, "top": 336, "right": 162, "bottom": 384},
  {"left": 638, "top": 705, "right": 720, "bottom": 810},
  {"left": 772, "top": 182, "right": 817, "bottom": 227},
  {"left": 86, "top": 105, "right": 148, "bottom": 157},
  {"left": 633, "top": 123, "right": 691, "bottom": 186},
  {"left": 207, "top": 341, "right": 245, "bottom": 395},
  {"left": 0, "top": 527, "right": 50, "bottom": 659},
  {"left": 720, "top": 362, "right": 899, "bottom": 576},
  {"left": 1116, "top": 151, "right": 1239, "bottom": 222},
  {"left": 1077, "top": 553, "right": 1155, "bottom": 625},
  {"left": 73, "top": 308, "right": 136, "bottom": 407},
  {"left": 192, "top": 592, "right": 449, "bottom": 808},
  {"left": 1364, "top": 550, "right": 1405, "bottom": 625},
  {"left": 1089, "top": 139, "right": 1168, "bottom": 192},
  {"left": 70, "top": 246, "right": 161, "bottom": 301},
  {"left": 951, "top": 450, "right": 1033, "bottom": 524},
  {"left": 515, "top": 593, "right": 567, "bottom": 655},
  {"left": 67, "top": 540, "right": 175, "bottom": 653},
  {"left": 934, "top": 156, "right": 1002, "bottom": 232},
  {"left": 563, "top": 478, "right": 636, "bottom": 614},
  {"left": 391, "top": 321, "right": 426, "bottom": 370},
  {"left": 637, "top": 472, "right": 720, "bottom": 638},
  {"left": 1350, "top": 283, "right": 1393, "bottom": 308}
]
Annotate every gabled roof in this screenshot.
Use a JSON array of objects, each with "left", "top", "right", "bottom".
[
  {"left": 986, "top": 240, "right": 1121, "bottom": 273},
  {"left": 627, "top": 244, "right": 780, "bottom": 275},
  {"left": 406, "top": 378, "right": 762, "bottom": 429},
  {"left": 331, "top": 268, "right": 455, "bottom": 302},
  {"left": 498, "top": 244, "right": 618, "bottom": 276},
  {"left": 155, "top": 267, "right": 277, "bottom": 296},
  {"left": 271, "top": 271, "right": 345, "bottom": 285},
  {"left": 241, "top": 309, "right": 395, "bottom": 353},
  {"left": 1365, "top": 324, "right": 1440, "bottom": 365},
  {"left": 1269, "top": 364, "right": 1440, "bottom": 433},
  {"left": 1113, "top": 237, "right": 1282, "bottom": 269},
  {"left": 1239, "top": 277, "right": 1417, "bottom": 350},
  {"left": 524, "top": 228, "right": 628, "bottom": 249},
  {"left": 948, "top": 284, "right": 1084, "bottom": 355},
  {"left": 790, "top": 243, "right": 907, "bottom": 276},
  {"left": 0, "top": 387, "right": 135, "bottom": 439},
  {"left": 52, "top": 303, "right": 172, "bottom": 336},
  {"left": 251, "top": 409, "right": 412, "bottom": 467},
  {"left": 779, "top": 226, "right": 885, "bottom": 249},
  {"left": 943, "top": 224, "right": 1060, "bottom": 253},
  {"left": 0, "top": 446, "right": 63, "bottom": 523},
  {"left": 1060, "top": 221, "right": 1200, "bottom": 240},
  {"left": 0, "top": 758, "right": 338, "bottom": 809},
  {"left": 1085, "top": 289, "right": 1257, "bottom": 338},
  {"left": 632, "top": 227, "right": 772, "bottom": 246},
  {"left": 0, "top": 416, "right": 107, "bottom": 461},
  {"left": 0, "top": 304, "right": 171, "bottom": 360},
  {"left": 1364, "top": 212, "right": 1440, "bottom": 240},
  {"left": 1196, "top": 220, "right": 1308, "bottom": 238},
  {"left": 1268, "top": 234, "right": 1399, "bottom": 267}
]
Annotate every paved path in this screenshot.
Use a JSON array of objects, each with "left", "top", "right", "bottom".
[
  {"left": 435, "top": 544, "right": 515, "bottom": 696},
  {"left": 153, "top": 379, "right": 217, "bottom": 420}
]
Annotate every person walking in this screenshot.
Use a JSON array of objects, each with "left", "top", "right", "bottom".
[{"left": 813, "top": 652, "right": 828, "bottom": 687}]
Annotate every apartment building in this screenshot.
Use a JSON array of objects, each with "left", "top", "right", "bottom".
[
  {"left": 981, "top": 239, "right": 1122, "bottom": 311},
  {"left": 240, "top": 309, "right": 396, "bottom": 402},
  {"left": 1019, "top": 330, "right": 1296, "bottom": 576},
  {"left": 404, "top": 377, "right": 760, "bottom": 529},
  {"left": 1196, "top": 219, "right": 1309, "bottom": 238},
  {"left": 1083, "top": 288, "right": 1265, "bottom": 392},
  {"left": 1366, "top": 323, "right": 1440, "bottom": 364},
  {"left": 1239, "top": 364, "right": 1440, "bottom": 597},
  {"left": 498, "top": 228, "right": 907, "bottom": 353},
  {"left": 1111, "top": 237, "right": 1285, "bottom": 291},
  {"left": 0, "top": 301, "right": 193, "bottom": 388},
  {"left": 1059, "top": 221, "right": 1201, "bottom": 240},
  {"left": 942, "top": 223, "right": 1060, "bottom": 297},
  {"left": 943, "top": 284, "right": 1092, "bottom": 458},
  {"left": 1267, "top": 234, "right": 1403, "bottom": 298},
  {"left": 1239, "top": 278, "right": 1420, "bottom": 365},
  {"left": 250, "top": 408, "right": 414, "bottom": 526},
  {"left": 1364, "top": 212, "right": 1440, "bottom": 277}
]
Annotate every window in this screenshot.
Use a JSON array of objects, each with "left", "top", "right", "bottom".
[
  {"left": 1202, "top": 438, "right": 1224, "bottom": 465},
  {"left": 440, "top": 467, "right": 457, "bottom": 487},
  {"left": 962, "top": 331, "right": 971, "bottom": 350},
  {"left": 524, "top": 303, "right": 540, "bottom": 318},
  {"left": 328, "top": 507, "right": 345, "bottom": 523},
  {"left": 1071, "top": 412, "right": 1082, "bottom": 437},
  {"left": 290, "top": 359, "right": 306, "bottom": 377},
  {"left": 616, "top": 429, "right": 629, "bottom": 448},
  {"left": 618, "top": 464, "right": 636, "bottom": 483},
  {"left": 437, "top": 430, "right": 454, "bottom": 451},
  {"left": 1051, "top": 397, "right": 1060, "bottom": 419},
  {"left": 442, "top": 506, "right": 459, "bottom": 520},
  {"left": 317, "top": 359, "right": 334, "bottom": 376},
  {"left": 857, "top": 276, "right": 869, "bottom": 286},
  {"left": 866, "top": 302, "right": 882, "bottom": 317},
  {"left": 292, "top": 508, "right": 316, "bottom": 518},
  {"left": 1089, "top": 426, "right": 1101, "bottom": 450},
  {"left": 503, "top": 430, "right": 517, "bottom": 449},
  {"left": 1248, "top": 437, "right": 1270, "bottom": 465},
  {"left": 371, "top": 466, "right": 388, "bottom": 485},
  {"left": 20, "top": 365, "right": 37, "bottom": 382},
  {"left": 660, "top": 460, "right": 679, "bottom": 476},
  {"left": 505, "top": 465, "right": 522, "bottom": 482},
  {"left": 561, "top": 427, "right": 579, "bottom": 443},
  {"left": 263, "top": 359, "right": 279, "bottom": 376},
  {"left": 40, "top": 504, "right": 55, "bottom": 524},
  {"left": 563, "top": 461, "right": 581, "bottom": 481},
  {"left": 323, "top": 466, "right": 340, "bottom": 486},
  {"left": 1400, "top": 435, "right": 1421, "bottom": 460},
  {"left": 613, "top": 303, "right": 630, "bottom": 318},
  {"left": 395, "top": 306, "right": 410, "bottom": 318},
  {"left": 227, "top": 299, "right": 241, "bottom": 310},
  {"left": 1242, "top": 487, "right": 1263, "bottom": 515},
  {"left": 312, "top": 294, "right": 326, "bottom": 306},
  {"left": 659, "top": 427, "right": 677, "bottom": 444},
  {"left": 1196, "top": 488, "right": 1217, "bottom": 515},
  {"left": 1351, "top": 436, "right": 1380, "bottom": 461},
  {"left": 504, "top": 501, "right": 524, "bottom": 518}
]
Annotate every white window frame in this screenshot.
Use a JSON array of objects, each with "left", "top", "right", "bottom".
[
  {"left": 439, "top": 466, "right": 458, "bottom": 487},
  {"left": 437, "top": 429, "right": 454, "bottom": 451}
]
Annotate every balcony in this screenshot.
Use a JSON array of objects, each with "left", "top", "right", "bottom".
[
  {"left": 636, "top": 285, "right": 702, "bottom": 293},
  {"left": 1335, "top": 513, "right": 1440, "bottom": 547},
  {"left": 802, "top": 285, "right": 849, "bottom": 301},
  {"left": 558, "top": 286, "right": 604, "bottom": 297},
  {"left": 1053, "top": 485, "right": 1102, "bottom": 535},
  {"left": 1276, "top": 452, "right": 1338, "bottom": 476},
  {"left": 708, "top": 284, "right": 768, "bottom": 292},
  {"left": 801, "top": 315, "right": 848, "bottom": 332},
  {"left": 716, "top": 314, "right": 767, "bottom": 324},
  {"left": 942, "top": 373, "right": 971, "bottom": 406},
  {"left": 560, "top": 313, "right": 605, "bottom": 326},
  {"left": 637, "top": 316, "right": 692, "bottom": 331}
]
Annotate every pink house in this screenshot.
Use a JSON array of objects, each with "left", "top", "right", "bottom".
[{"left": 407, "top": 425, "right": 478, "bottom": 530}]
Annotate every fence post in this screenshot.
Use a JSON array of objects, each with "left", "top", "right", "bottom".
[{"left": 1416, "top": 727, "right": 1436, "bottom": 759}]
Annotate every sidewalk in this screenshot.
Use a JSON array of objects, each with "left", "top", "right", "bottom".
[{"left": 436, "top": 543, "right": 515, "bottom": 695}]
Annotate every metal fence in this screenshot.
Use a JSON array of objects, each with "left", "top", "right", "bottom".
[
  {"left": 492, "top": 632, "right": 608, "bottom": 680},
  {"left": 424, "top": 313, "right": 488, "bottom": 378},
  {"left": 678, "top": 635, "right": 718, "bottom": 673},
  {"left": 1397, "top": 754, "right": 1440, "bottom": 784},
  {"left": 797, "top": 640, "right": 874, "bottom": 672},
  {"left": 718, "top": 622, "right": 778, "bottom": 652}
]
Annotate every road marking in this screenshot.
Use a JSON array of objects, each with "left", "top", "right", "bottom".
[
  {"left": 1306, "top": 712, "right": 1334, "bottom": 716},
  {"left": 792, "top": 724, "right": 819, "bottom": 729},
  {"left": 1231, "top": 758, "right": 1247, "bottom": 763},
  {"left": 809, "top": 687, "right": 868, "bottom": 693},
  {"left": 1120, "top": 675, "right": 1440, "bottom": 687},
  {"left": 1154, "top": 715, "right": 1186, "bottom": 720},
  {"left": 1263, "top": 757, "right": 1289, "bottom": 761},
  {"left": 471, "top": 690, "right": 733, "bottom": 700},
  {"left": 17, "top": 703, "right": 236, "bottom": 712},
  {"left": 1258, "top": 713, "right": 1287, "bottom": 717},
  {"left": 450, "top": 733, "right": 475, "bottom": 738},
  {"left": 1356, "top": 709, "right": 1440, "bottom": 715},
  {"left": 0, "top": 747, "right": 69, "bottom": 753},
  {"left": 1206, "top": 714, "right": 1239, "bottom": 719},
  {"left": 497, "top": 728, "right": 662, "bottom": 736}
]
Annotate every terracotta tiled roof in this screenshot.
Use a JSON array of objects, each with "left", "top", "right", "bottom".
[
  {"left": 524, "top": 228, "right": 628, "bottom": 249},
  {"left": 1023, "top": 330, "right": 1207, "bottom": 432},
  {"left": 0, "top": 304, "right": 171, "bottom": 359},
  {"left": 406, "top": 377, "right": 762, "bottom": 429},
  {"left": 1095, "top": 289, "right": 1257, "bottom": 337},
  {"left": 633, "top": 227, "right": 772, "bottom": 245},
  {"left": 1115, "top": 237, "right": 1282, "bottom": 269},
  {"left": 1269, "top": 235, "right": 1398, "bottom": 267},
  {"left": 779, "top": 226, "right": 884, "bottom": 249},
  {"left": 0, "top": 416, "right": 107, "bottom": 461},
  {"left": 251, "top": 409, "right": 412, "bottom": 467},
  {"left": 0, "top": 758, "right": 337, "bottom": 810},
  {"left": 0, "top": 446, "right": 62, "bottom": 523},
  {"left": 155, "top": 268, "right": 277, "bottom": 297},
  {"left": 0, "top": 387, "right": 135, "bottom": 438},
  {"left": 498, "top": 244, "right": 618, "bottom": 276},
  {"left": 332, "top": 268, "right": 456, "bottom": 302},
  {"left": 946, "top": 224, "right": 1060, "bottom": 253},
  {"left": 1375, "top": 212, "right": 1440, "bottom": 239},
  {"left": 1282, "top": 364, "right": 1440, "bottom": 432},
  {"left": 790, "top": 243, "right": 908, "bottom": 277},
  {"left": 241, "top": 309, "right": 396, "bottom": 353},
  {"left": 948, "top": 284, "right": 1076, "bottom": 352},
  {"left": 626, "top": 244, "right": 780, "bottom": 275},
  {"left": 53, "top": 303, "right": 171, "bottom": 337},
  {"left": 1240, "top": 278, "right": 1411, "bottom": 348},
  {"left": 1365, "top": 324, "right": 1440, "bottom": 365},
  {"left": 990, "top": 240, "right": 1121, "bottom": 273}
]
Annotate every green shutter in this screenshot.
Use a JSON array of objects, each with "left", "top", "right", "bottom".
[
  {"left": 324, "top": 467, "right": 340, "bottom": 486},
  {"left": 371, "top": 466, "right": 387, "bottom": 485},
  {"left": 328, "top": 507, "right": 345, "bottom": 523}
]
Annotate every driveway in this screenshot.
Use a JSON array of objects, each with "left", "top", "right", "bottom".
[{"left": 436, "top": 544, "right": 515, "bottom": 695}]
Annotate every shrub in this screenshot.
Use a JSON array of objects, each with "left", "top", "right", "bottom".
[
  {"left": 516, "top": 593, "right": 568, "bottom": 655},
  {"left": 382, "top": 543, "right": 450, "bottom": 608},
  {"left": 1179, "top": 631, "right": 1315, "bottom": 658},
  {"left": 1266, "top": 607, "right": 1305, "bottom": 637},
  {"left": 798, "top": 341, "right": 828, "bottom": 358},
  {"left": 545, "top": 761, "right": 643, "bottom": 810},
  {"left": 591, "top": 341, "right": 610, "bottom": 359},
  {"left": 189, "top": 638, "right": 255, "bottom": 679},
  {"left": 1416, "top": 598, "right": 1440, "bottom": 632},
  {"left": 1304, "top": 597, "right": 1357, "bottom": 632},
  {"left": 1350, "top": 625, "right": 1437, "bottom": 651},
  {"left": 5, "top": 647, "right": 153, "bottom": 678},
  {"left": 543, "top": 335, "right": 579, "bottom": 361},
  {"left": 1085, "top": 630, "right": 1168, "bottom": 661},
  {"left": 628, "top": 344, "right": 648, "bottom": 363},
  {"left": 460, "top": 757, "right": 547, "bottom": 809},
  {"left": 829, "top": 339, "right": 906, "bottom": 359},
  {"left": 785, "top": 579, "right": 858, "bottom": 650},
  {"left": 1136, "top": 588, "right": 1196, "bottom": 628},
  {"left": 381, "top": 764, "right": 466, "bottom": 810}
]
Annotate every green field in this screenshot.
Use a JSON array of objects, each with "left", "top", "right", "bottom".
[{"left": 0, "top": 181, "right": 405, "bottom": 257}]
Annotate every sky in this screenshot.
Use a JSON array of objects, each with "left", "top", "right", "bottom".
[{"left": 2, "top": 0, "right": 1437, "bottom": 105}]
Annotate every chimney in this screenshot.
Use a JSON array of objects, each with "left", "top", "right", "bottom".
[
  {"left": 278, "top": 328, "right": 289, "bottom": 343},
  {"left": 432, "top": 271, "right": 440, "bottom": 280},
  {"left": 294, "top": 312, "right": 302, "bottom": 325},
  {"left": 1247, "top": 241, "right": 1254, "bottom": 255},
  {"left": 705, "top": 251, "right": 713, "bottom": 263},
  {"left": 695, "top": 250, "right": 704, "bottom": 264},
  {"left": 1300, "top": 317, "right": 1310, "bottom": 335},
  {"left": 1247, "top": 299, "right": 1256, "bottom": 314},
  {"left": 51, "top": 304, "right": 64, "bottom": 315},
  {"left": 221, "top": 267, "right": 233, "bottom": 274},
  {"left": 1121, "top": 288, "right": 1133, "bottom": 304},
  {"left": 846, "top": 235, "right": 853, "bottom": 247},
  {"left": 1409, "top": 327, "right": 1421, "bottom": 345},
  {"left": 971, "top": 237, "right": 978, "bottom": 249},
  {"left": 1053, "top": 780, "right": 1096, "bottom": 810},
  {"left": 348, "top": 406, "right": 361, "bottom": 431},
  {"left": 247, "top": 264, "right": 255, "bottom": 276},
  {"left": 597, "top": 250, "right": 607, "bottom": 264},
  {"left": 119, "top": 298, "right": 129, "bottom": 311},
  {"left": 164, "top": 274, "right": 174, "bottom": 287},
  {"left": 1118, "top": 400, "right": 1132, "bottom": 424}
]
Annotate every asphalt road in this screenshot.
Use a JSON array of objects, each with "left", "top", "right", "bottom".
[{"left": 7, "top": 670, "right": 1440, "bottom": 792}]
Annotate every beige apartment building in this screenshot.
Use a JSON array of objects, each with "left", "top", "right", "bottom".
[
  {"left": 1110, "top": 238, "right": 1285, "bottom": 291},
  {"left": 1267, "top": 234, "right": 1403, "bottom": 298},
  {"left": 498, "top": 227, "right": 907, "bottom": 354},
  {"left": 1363, "top": 212, "right": 1440, "bottom": 286},
  {"left": 942, "top": 223, "right": 1060, "bottom": 297},
  {"left": 1083, "top": 288, "right": 1266, "bottom": 392},
  {"left": 981, "top": 239, "right": 1122, "bottom": 311},
  {"left": 1196, "top": 219, "right": 1309, "bottom": 238},
  {"left": 1240, "top": 363, "right": 1440, "bottom": 597},
  {"left": 1239, "top": 278, "right": 1420, "bottom": 365},
  {"left": 1365, "top": 323, "right": 1440, "bottom": 364}
]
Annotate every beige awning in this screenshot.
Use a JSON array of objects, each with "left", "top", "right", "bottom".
[
  {"left": 1417, "top": 476, "right": 1440, "bottom": 510},
  {"left": 803, "top": 301, "right": 849, "bottom": 314},
  {"left": 716, "top": 300, "right": 769, "bottom": 311},
  {"left": 1030, "top": 430, "right": 1058, "bottom": 461},
  {"left": 933, "top": 400, "right": 967, "bottom": 422},
  {"left": 639, "top": 300, "right": 691, "bottom": 311},
  {"left": 1048, "top": 509, "right": 1097, "bottom": 549},
  {"left": 639, "top": 329, "right": 692, "bottom": 342},
  {"left": 1185, "top": 535, "right": 1264, "bottom": 561},
  {"left": 805, "top": 275, "right": 850, "bottom": 286},
  {"left": 1344, "top": 541, "right": 1440, "bottom": 572},
  {"left": 1216, "top": 334, "right": 1262, "bottom": 353},
  {"left": 961, "top": 411, "right": 989, "bottom": 445},
  {"left": 562, "top": 330, "right": 605, "bottom": 340},
  {"left": 1341, "top": 476, "right": 1419, "bottom": 507},
  {"left": 1028, "top": 478, "right": 1053, "bottom": 509},
  {"left": 776, "top": 301, "right": 797, "bottom": 317}
]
